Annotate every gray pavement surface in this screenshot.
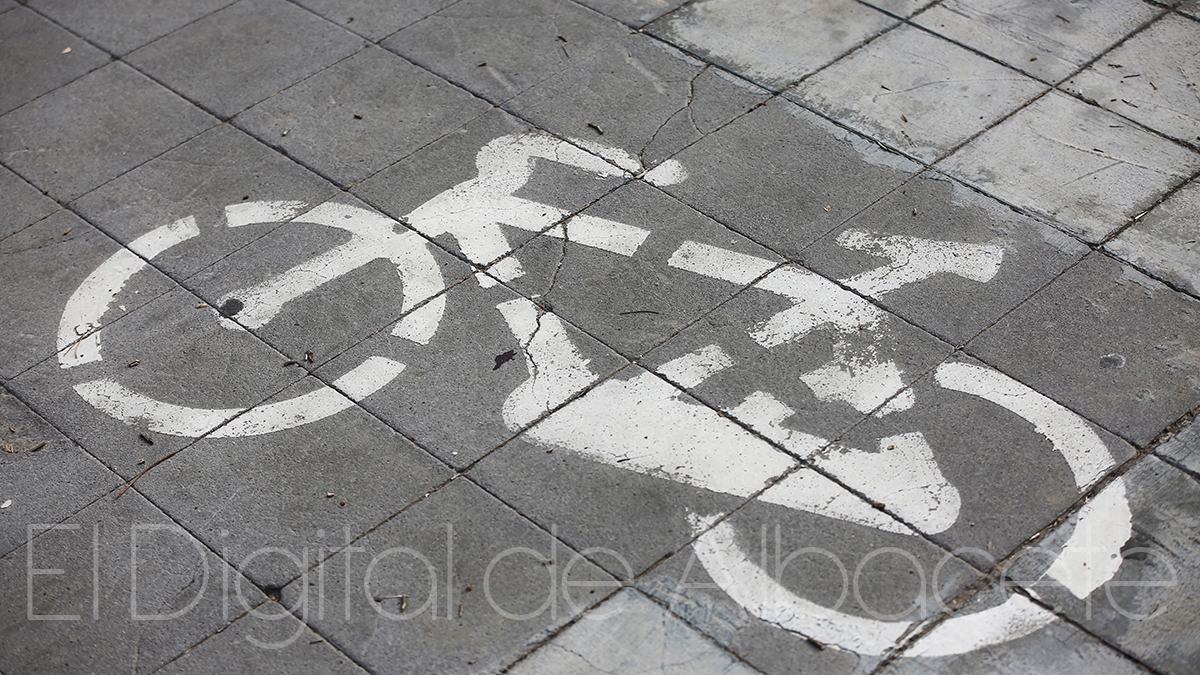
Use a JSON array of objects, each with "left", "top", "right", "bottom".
[{"left": 1, "top": 0, "right": 1199, "bottom": 673}]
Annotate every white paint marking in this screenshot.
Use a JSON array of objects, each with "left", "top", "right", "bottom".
[
  {"left": 391, "top": 295, "right": 446, "bottom": 344},
  {"left": 668, "top": 241, "right": 776, "bottom": 286},
  {"left": 799, "top": 342, "right": 907, "bottom": 414},
  {"left": 658, "top": 344, "right": 734, "bottom": 389},
  {"left": 750, "top": 267, "right": 882, "bottom": 348},
  {"left": 820, "top": 433, "right": 961, "bottom": 534},
  {"left": 73, "top": 379, "right": 240, "bottom": 437},
  {"left": 526, "top": 370, "right": 794, "bottom": 499},
  {"left": 545, "top": 213, "right": 651, "bottom": 258},
  {"left": 905, "top": 594, "right": 1054, "bottom": 657},
  {"left": 643, "top": 159, "right": 688, "bottom": 186},
  {"left": 726, "top": 391, "right": 827, "bottom": 458},
  {"left": 497, "top": 299, "right": 601, "bottom": 430},
  {"left": 406, "top": 133, "right": 628, "bottom": 277},
  {"left": 837, "top": 229, "right": 1004, "bottom": 299},
  {"left": 219, "top": 202, "right": 444, "bottom": 329},
  {"left": 758, "top": 471, "right": 912, "bottom": 535},
  {"left": 223, "top": 200, "right": 308, "bottom": 228},
  {"left": 58, "top": 217, "right": 200, "bottom": 368},
  {"left": 1042, "top": 478, "right": 1131, "bottom": 599},
  {"left": 210, "top": 357, "right": 404, "bottom": 438}
]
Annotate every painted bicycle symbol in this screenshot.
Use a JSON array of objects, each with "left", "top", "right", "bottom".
[{"left": 56, "top": 132, "right": 1131, "bottom": 657}]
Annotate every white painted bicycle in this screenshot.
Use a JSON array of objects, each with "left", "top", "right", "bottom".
[{"left": 57, "top": 132, "right": 1130, "bottom": 657}]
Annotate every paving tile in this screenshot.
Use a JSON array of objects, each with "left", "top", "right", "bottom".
[
  {"left": 506, "top": 32, "right": 771, "bottom": 172},
  {"left": 830, "top": 353, "right": 1133, "bottom": 568},
  {"left": 317, "top": 277, "right": 626, "bottom": 468},
  {"left": 971, "top": 252, "right": 1200, "bottom": 446},
  {"left": 503, "top": 180, "right": 783, "bottom": 358},
  {"left": 1157, "top": 415, "right": 1200, "bottom": 477},
  {"left": 354, "top": 108, "right": 629, "bottom": 269},
  {"left": 635, "top": 476, "right": 982, "bottom": 674},
  {"left": 1106, "top": 179, "right": 1200, "bottom": 297},
  {"left": 292, "top": 0, "right": 456, "bottom": 41},
  {"left": 647, "top": 0, "right": 897, "bottom": 90},
  {"left": 0, "top": 211, "right": 175, "bottom": 380},
  {"left": 510, "top": 588, "right": 753, "bottom": 674},
  {"left": 572, "top": 0, "right": 689, "bottom": 26},
  {"left": 884, "top": 584, "right": 1145, "bottom": 674},
  {"left": 28, "top": 0, "right": 236, "bottom": 54},
  {"left": 472, "top": 363, "right": 798, "bottom": 577},
  {"left": 798, "top": 170, "right": 1089, "bottom": 344},
  {"left": 72, "top": 125, "right": 336, "bottom": 280},
  {"left": 237, "top": 47, "right": 490, "bottom": 186},
  {"left": 1007, "top": 456, "right": 1200, "bottom": 674},
  {"left": 0, "top": 489, "right": 261, "bottom": 674},
  {"left": 788, "top": 25, "right": 1045, "bottom": 163},
  {"left": 656, "top": 98, "right": 922, "bottom": 260},
  {"left": 641, "top": 264, "right": 950, "bottom": 447},
  {"left": 0, "top": 7, "right": 109, "bottom": 115},
  {"left": 160, "top": 603, "right": 364, "bottom": 673},
  {"left": 0, "top": 164, "right": 57, "bottom": 241},
  {"left": 1064, "top": 15, "right": 1200, "bottom": 145},
  {"left": 0, "top": 1, "right": 14, "bottom": 12},
  {"left": 127, "top": 0, "right": 364, "bottom": 119},
  {"left": 941, "top": 92, "right": 1200, "bottom": 243},
  {"left": 0, "top": 388, "right": 118, "bottom": 557},
  {"left": 914, "top": 0, "right": 1160, "bottom": 83},
  {"left": 9, "top": 286, "right": 305, "bottom": 473},
  {"left": 865, "top": 0, "right": 936, "bottom": 18},
  {"left": 136, "top": 376, "right": 452, "bottom": 589},
  {"left": 384, "top": 0, "right": 630, "bottom": 103},
  {"left": 189, "top": 196, "right": 471, "bottom": 368},
  {"left": 1181, "top": 1, "right": 1200, "bottom": 20},
  {"left": 281, "top": 478, "right": 617, "bottom": 674},
  {"left": 0, "top": 63, "right": 214, "bottom": 201}
]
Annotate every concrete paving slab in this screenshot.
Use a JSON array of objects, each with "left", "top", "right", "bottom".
[
  {"left": 1007, "top": 456, "right": 1200, "bottom": 674},
  {"left": 971, "top": 252, "right": 1200, "bottom": 446},
  {"left": 383, "top": 0, "right": 631, "bottom": 103},
  {"left": 237, "top": 47, "right": 490, "bottom": 186},
  {"left": 788, "top": 26, "right": 1045, "bottom": 163},
  {"left": 0, "top": 63, "right": 214, "bottom": 201},
  {"left": 0, "top": 488, "right": 261, "bottom": 674},
  {"left": 1157, "top": 416, "right": 1200, "bottom": 477},
  {"left": 505, "top": 33, "right": 770, "bottom": 174},
  {"left": 635, "top": 477, "right": 983, "bottom": 674},
  {"left": 354, "top": 108, "right": 629, "bottom": 268},
  {"left": 1064, "top": 14, "right": 1200, "bottom": 145},
  {"left": 646, "top": 0, "right": 897, "bottom": 90},
  {"left": 294, "top": 0, "right": 456, "bottom": 41},
  {"left": 510, "top": 588, "right": 754, "bottom": 674},
  {"left": 189, "top": 196, "right": 471, "bottom": 369},
  {"left": 0, "top": 164, "right": 58, "bottom": 242},
  {"left": 798, "top": 170, "right": 1089, "bottom": 344},
  {"left": 503, "top": 180, "right": 783, "bottom": 358},
  {"left": 9, "top": 286, "right": 306, "bottom": 473},
  {"left": 281, "top": 478, "right": 618, "bottom": 674},
  {"left": 471, "top": 362, "right": 794, "bottom": 577},
  {"left": 317, "top": 277, "right": 626, "bottom": 468},
  {"left": 0, "top": 6, "right": 109, "bottom": 115},
  {"left": 1181, "top": 1, "right": 1200, "bottom": 20},
  {"left": 160, "top": 603, "right": 364, "bottom": 673},
  {"left": 655, "top": 97, "right": 922, "bottom": 260},
  {"left": 641, "top": 264, "right": 951, "bottom": 448},
  {"left": 865, "top": 0, "right": 935, "bottom": 18},
  {"left": 134, "top": 375, "right": 453, "bottom": 589},
  {"left": 914, "top": 0, "right": 1160, "bottom": 83},
  {"left": 0, "top": 387, "right": 119, "bottom": 557},
  {"left": 126, "top": 0, "right": 364, "bottom": 119},
  {"left": 28, "top": 0, "right": 236, "bottom": 55},
  {"left": 0, "top": 211, "right": 175, "bottom": 380},
  {"left": 71, "top": 124, "right": 337, "bottom": 279},
  {"left": 572, "top": 0, "right": 689, "bottom": 26},
  {"left": 1106, "top": 179, "right": 1200, "bottom": 297},
  {"left": 830, "top": 353, "right": 1133, "bottom": 568},
  {"left": 884, "top": 584, "right": 1146, "bottom": 674},
  {"left": 941, "top": 91, "right": 1200, "bottom": 243}
]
